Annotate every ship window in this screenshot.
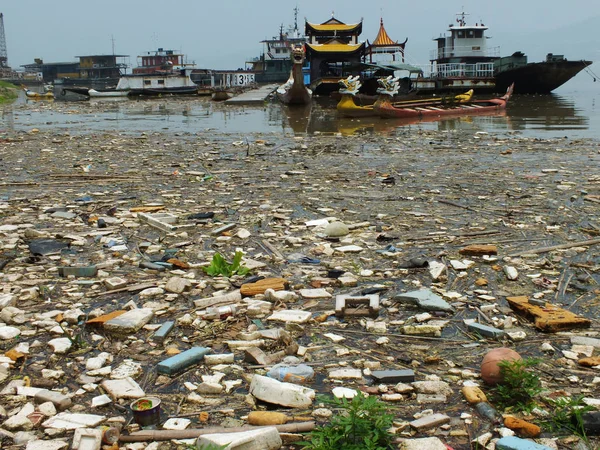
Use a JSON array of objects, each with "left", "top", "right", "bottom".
[
  {"left": 144, "top": 80, "right": 151, "bottom": 86},
  {"left": 157, "top": 79, "right": 165, "bottom": 85},
  {"left": 276, "top": 49, "right": 281, "bottom": 54},
  {"left": 468, "top": 30, "right": 474, "bottom": 37},
  {"left": 457, "top": 30, "right": 465, "bottom": 38}
]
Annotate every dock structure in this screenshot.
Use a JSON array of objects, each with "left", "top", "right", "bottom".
[{"left": 225, "top": 84, "right": 279, "bottom": 104}]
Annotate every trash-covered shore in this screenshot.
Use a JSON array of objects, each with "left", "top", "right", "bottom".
[{"left": 1, "top": 124, "right": 600, "bottom": 450}]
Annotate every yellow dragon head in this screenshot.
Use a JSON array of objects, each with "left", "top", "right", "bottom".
[
  {"left": 376, "top": 76, "right": 400, "bottom": 96},
  {"left": 338, "top": 75, "right": 362, "bottom": 95}
]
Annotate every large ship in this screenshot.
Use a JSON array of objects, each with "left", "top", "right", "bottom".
[
  {"left": 246, "top": 7, "right": 306, "bottom": 83},
  {"left": 415, "top": 12, "right": 592, "bottom": 94}
]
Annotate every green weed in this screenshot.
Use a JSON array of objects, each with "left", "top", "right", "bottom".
[
  {"left": 203, "top": 251, "right": 250, "bottom": 277},
  {"left": 491, "top": 358, "right": 543, "bottom": 414},
  {"left": 540, "top": 395, "right": 594, "bottom": 442},
  {"left": 301, "top": 392, "right": 394, "bottom": 450}
]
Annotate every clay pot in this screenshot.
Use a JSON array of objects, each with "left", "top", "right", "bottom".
[{"left": 480, "top": 347, "right": 522, "bottom": 385}]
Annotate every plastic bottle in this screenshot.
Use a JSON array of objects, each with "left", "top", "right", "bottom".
[
  {"left": 475, "top": 402, "right": 501, "bottom": 423},
  {"left": 267, "top": 364, "right": 314, "bottom": 383},
  {"left": 203, "top": 305, "right": 237, "bottom": 320}
]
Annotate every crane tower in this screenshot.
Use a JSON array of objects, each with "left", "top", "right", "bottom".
[{"left": 0, "top": 13, "right": 8, "bottom": 69}]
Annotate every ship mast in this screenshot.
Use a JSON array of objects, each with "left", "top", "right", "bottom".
[{"left": 456, "top": 10, "right": 469, "bottom": 27}]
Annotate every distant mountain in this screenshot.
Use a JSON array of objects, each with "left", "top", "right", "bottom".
[{"left": 494, "top": 15, "right": 600, "bottom": 62}]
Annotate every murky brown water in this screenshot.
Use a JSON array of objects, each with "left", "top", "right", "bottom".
[{"left": 2, "top": 84, "right": 599, "bottom": 138}]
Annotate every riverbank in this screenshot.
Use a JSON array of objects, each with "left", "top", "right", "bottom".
[
  {"left": 0, "top": 81, "right": 18, "bottom": 105},
  {"left": 0, "top": 124, "right": 599, "bottom": 450}
]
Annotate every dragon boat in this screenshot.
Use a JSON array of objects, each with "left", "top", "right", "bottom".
[
  {"left": 23, "top": 87, "right": 54, "bottom": 99},
  {"left": 277, "top": 45, "right": 312, "bottom": 105},
  {"left": 374, "top": 77, "right": 513, "bottom": 120},
  {"left": 336, "top": 76, "right": 473, "bottom": 118}
]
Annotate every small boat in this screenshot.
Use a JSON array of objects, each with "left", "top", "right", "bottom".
[
  {"left": 375, "top": 77, "right": 513, "bottom": 119},
  {"left": 117, "top": 69, "right": 199, "bottom": 96},
  {"left": 276, "top": 44, "right": 312, "bottom": 105},
  {"left": 23, "top": 87, "right": 54, "bottom": 99},
  {"left": 211, "top": 87, "right": 234, "bottom": 101},
  {"left": 88, "top": 89, "right": 129, "bottom": 98},
  {"left": 337, "top": 76, "right": 473, "bottom": 118}
]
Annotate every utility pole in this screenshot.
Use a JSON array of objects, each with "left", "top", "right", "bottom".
[{"left": 0, "top": 13, "right": 8, "bottom": 69}]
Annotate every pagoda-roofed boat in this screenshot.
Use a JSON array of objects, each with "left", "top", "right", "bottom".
[{"left": 374, "top": 77, "right": 513, "bottom": 119}]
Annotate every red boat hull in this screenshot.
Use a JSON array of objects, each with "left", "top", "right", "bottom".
[{"left": 375, "top": 85, "right": 513, "bottom": 119}]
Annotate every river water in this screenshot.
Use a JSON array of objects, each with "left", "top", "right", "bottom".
[{"left": 3, "top": 70, "right": 599, "bottom": 139}]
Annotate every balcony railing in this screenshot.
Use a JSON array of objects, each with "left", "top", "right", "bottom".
[
  {"left": 430, "top": 45, "right": 500, "bottom": 61},
  {"left": 430, "top": 62, "right": 495, "bottom": 78}
]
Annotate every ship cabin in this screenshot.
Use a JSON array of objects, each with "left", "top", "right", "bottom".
[
  {"left": 21, "top": 59, "right": 79, "bottom": 83},
  {"left": 246, "top": 24, "right": 306, "bottom": 83},
  {"left": 133, "top": 48, "right": 195, "bottom": 75},
  {"left": 76, "top": 54, "right": 128, "bottom": 79},
  {"left": 304, "top": 16, "right": 366, "bottom": 93},
  {"left": 429, "top": 12, "right": 499, "bottom": 81}
]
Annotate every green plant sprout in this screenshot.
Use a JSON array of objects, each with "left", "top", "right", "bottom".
[
  {"left": 491, "top": 357, "right": 543, "bottom": 414},
  {"left": 301, "top": 392, "right": 394, "bottom": 450},
  {"left": 203, "top": 251, "right": 250, "bottom": 277},
  {"left": 540, "top": 395, "right": 594, "bottom": 443}
]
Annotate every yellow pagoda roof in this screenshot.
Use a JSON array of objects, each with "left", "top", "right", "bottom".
[
  {"left": 306, "top": 23, "right": 361, "bottom": 32},
  {"left": 306, "top": 43, "right": 365, "bottom": 53},
  {"left": 372, "top": 18, "right": 396, "bottom": 46}
]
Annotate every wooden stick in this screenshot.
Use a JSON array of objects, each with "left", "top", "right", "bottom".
[
  {"left": 509, "top": 238, "right": 600, "bottom": 257},
  {"left": 119, "top": 422, "right": 316, "bottom": 442}
]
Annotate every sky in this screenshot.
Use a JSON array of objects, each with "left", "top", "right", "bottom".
[{"left": 2, "top": 0, "right": 599, "bottom": 72}]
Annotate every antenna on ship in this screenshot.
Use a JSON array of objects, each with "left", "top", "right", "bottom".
[
  {"left": 111, "top": 35, "right": 115, "bottom": 55},
  {"left": 456, "top": 8, "right": 468, "bottom": 27},
  {"left": 293, "top": 5, "right": 299, "bottom": 33}
]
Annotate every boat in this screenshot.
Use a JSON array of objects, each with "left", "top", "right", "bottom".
[
  {"left": 336, "top": 76, "right": 473, "bottom": 118},
  {"left": 246, "top": 7, "right": 307, "bottom": 83},
  {"left": 417, "top": 11, "right": 591, "bottom": 94},
  {"left": 116, "top": 69, "right": 198, "bottom": 96},
  {"left": 375, "top": 77, "right": 513, "bottom": 119},
  {"left": 494, "top": 52, "right": 592, "bottom": 94},
  {"left": 23, "top": 87, "right": 54, "bottom": 99},
  {"left": 88, "top": 88, "right": 129, "bottom": 98},
  {"left": 276, "top": 45, "right": 312, "bottom": 105},
  {"left": 304, "top": 16, "right": 366, "bottom": 96},
  {"left": 211, "top": 87, "right": 234, "bottom": 101},
  {"left": 132, "top": 48, "right": 195, "bottom": 75}
]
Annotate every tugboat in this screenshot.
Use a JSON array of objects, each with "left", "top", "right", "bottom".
[{"left": 417, "top": 11, "right": 591, "bottom": 94}]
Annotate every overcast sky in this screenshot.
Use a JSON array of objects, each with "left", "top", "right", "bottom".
[{"left": 2, "top": 0, "right": 599, "bottom": 72}]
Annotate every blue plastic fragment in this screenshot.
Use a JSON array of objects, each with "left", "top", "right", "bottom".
[
  {"left": 467, "top": 322, "right": 505, "bottom": 339},
  {"left": 496, "top": 436, "right": 554, "bottom": 450},
  {"left": 157, "top": 347, "right": 211, "bottom": 375},
  {"left": 376, "top": 244, "right": 398, "bottom": 253},
  {"left": 152, "top": 321, "right": 175, "bottom": 342}
]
